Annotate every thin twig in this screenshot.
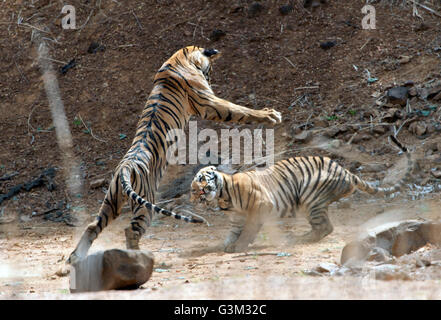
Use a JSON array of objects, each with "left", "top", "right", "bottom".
[
  {"left": 79, "top": 10, "right": 94, "bottom": 30},
  {"left": 346, "top": 132, "right": 358, "bottom": 145},
  {"left": 131, "top": 10, "right": 143, "bottom": 30},
  {"left": 394, "top": 117, "right": 414, "bottom": 137},
  {"left": 232, "top": 252, "right": 289, "bottom": 258},
  {"left": 14, "top": 61, "right": 29, "bottom": 83},
  {"left": 359, "top": 37, "right": 372, "bottom": 51},
  {"left": 410, "top": 0, "right": 441, "bottom": 18},
  {"left": 156, "top": 199, "right": 174, "bottom": 205},
  {"left": 18, "top": 22, "right": 50, "bottom": 34},
  {"left": 77, "top": 113, "right": 107, "bottom": 143},
  {"left": 283, "top": 56, "right": 296, "bottom": 68},
  {"left": 294, "top": 86, "right": 319, "bottom": 91},
  {"left": 41, "top": 57, "right": 68, "bottom": 65},
  {"left": 27, "top": 100, "right": 53, "bottom": 135}
]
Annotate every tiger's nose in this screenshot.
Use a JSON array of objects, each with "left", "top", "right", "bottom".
[{"left": 203, "top": 48, "right": 219, "bottom": 57}]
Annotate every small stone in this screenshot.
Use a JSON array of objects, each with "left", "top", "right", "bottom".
[
  {"left": 279, "top": 4, "right": 293, "bottom": 15},
  {"left": 302, "top": 269, "right": 324, "bottom": 277},
  {"left": 334, "top": 266, "right": 353, "bottom": 276},
  {"left": 426, "top": 123, "right": 436, "bottom": 134},
  {"left": 431, "top": 260, "right": 441, "bottom": 266},
  {"left": 408, "top": 86, "right": 418, "bottom": 96},
  {"left": 433, "top": 91, "right": 441, "bottom": 101},
  {"left": 383, "top": 108, "right": 403, "bottom": 123},
  {"left": 431, "top": 170, "right": 441, "bottom": 179},
  {"left": 323, "top": 128, "right": 341, "bottom": 138},
  {"left": 90, "top": 178, "right": 106, "bottom": 189},
  {"left": 248, "top": 2, "right": 264, "bottom": 18},
  {"left": 367, "top": 247, "right": 391, "bottom": 262},
  {"left": 87, "top": 42, "right": 105, "bottom": 54},
  {"left": 417, "top": 87, "right": 429, "bottom": 100},
  {"left": 209, "top": 29, "right": 226, "bottom": 42},
  {"left": 414, "top": 22, "right": 429, "bottom": 32},
  {"left": 398, "top": 55, "right": 411, "bottom": 64},
  {"left": 415, "top": 258, "right": 431, "bottom": 268},
  {"left": 329, "top": 139, "right": 342, "bottom": 149},
  {"left": 386, "top": 87, "right": 409, "bottom": 106},
  {"left": 314, "top": 262, "right": 339, "bottom": 274},
  {"left": 320, "top": 41, "right": 336, "bottom": 50},
  {"left": 304, "top": 0, "right": 323, "bottom": 8},
  {"left": 408, "top": 121, "right": 427, "bottom": 137},
  {"left": 55, "top": 266, "right": 70, "bottom": 277},
  {"left": 351, "top": 133, "right": 372, "bottom": 144},
  {"left": 293, "top": 130, "right": 312, "bottom": 144},
  {"left": 314, "top": 119, "right": 329, "bottom": 128},
  {"left": 373, "top": 126, "right": 387, "bottom": 134},
  {"left": 428, "top": 85, "right": 441, "bottom": 99},
  {"left": 374, "top": 264, "right": 410, "bottom": 281}
]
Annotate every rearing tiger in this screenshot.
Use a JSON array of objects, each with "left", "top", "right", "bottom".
[
  {"left": 67, "top": 46, "right": 282, "bottom": 264},
  {"left": 190, "top": 136, "right": 413, "bottom": 253}
]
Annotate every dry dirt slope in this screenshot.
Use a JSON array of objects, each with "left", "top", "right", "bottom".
[{"left": 0, "top": 0, "right": 441, "bottom": 299}]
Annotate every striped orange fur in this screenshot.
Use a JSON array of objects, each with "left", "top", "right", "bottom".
[
  {"left": 190, "top": 136, "right": 413, "bottom": 253},
  {"left": 68, "top": 46, "right": 282, "bottom": 264}
]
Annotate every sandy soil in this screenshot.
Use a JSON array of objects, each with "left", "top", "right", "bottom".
[{"left": 1, "top": 196, "right": 440, "bottom": 299}]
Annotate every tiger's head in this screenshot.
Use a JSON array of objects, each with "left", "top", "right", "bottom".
[
  {"left": 172, "top": 46, "right": 221, "bottom": 84},
  {"left": 190, "top": 166, "right": 223, "bottom": 204}
]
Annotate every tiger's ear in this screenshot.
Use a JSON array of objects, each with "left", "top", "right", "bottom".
[{"left": 203, "top": 48, "right": 219, "bottom": 58}]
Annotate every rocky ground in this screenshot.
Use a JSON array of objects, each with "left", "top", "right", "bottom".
[{"left": 1, "top": 0, "right": 441, "bottom": 299}]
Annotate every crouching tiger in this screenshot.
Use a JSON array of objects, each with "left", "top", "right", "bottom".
[
  {"left": 190, "top": 136, "right": 413, "bottom": 253},
  {"left": 67, "top": 46, "right": 282, "bottom": 265}
]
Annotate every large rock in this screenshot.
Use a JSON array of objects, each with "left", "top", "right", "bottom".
[
  {"left": 341, "top": 220, "right": 441, "bottom": 265},
  {"left": 70, "top": 249, "right": 154, "bottom": 293}
]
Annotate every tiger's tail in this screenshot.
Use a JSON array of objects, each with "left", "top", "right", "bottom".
[
  {"left": 119, "top": 165, "right": 203, "bottom": 223},
  {"left": 351, "top": 135, "right": 413, "bottom": 196}
]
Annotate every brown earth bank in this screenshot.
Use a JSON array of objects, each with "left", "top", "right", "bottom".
[{"left": 1, "top": 0, "right": 441, "bottom": 299}]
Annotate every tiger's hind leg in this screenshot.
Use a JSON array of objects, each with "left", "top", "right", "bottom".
[
  {"left": 125, "top": 190, "right": 153, "bottom": 250},
  {"left": 288, "top": 206, "right": 333, "bottom": 244},
  {"left": 67, "top": 186, "right": 125, "bottom": 265}
]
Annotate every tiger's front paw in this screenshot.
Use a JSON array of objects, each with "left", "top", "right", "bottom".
[
  {"left": 224, "top": 243, "right": 237, "bottom": 253},
  {"left": 259, "top": 108, "right": 282, "bottom": 125},
  {"left": 224, "top": 242, "right": 249, "bottom": 253}
]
